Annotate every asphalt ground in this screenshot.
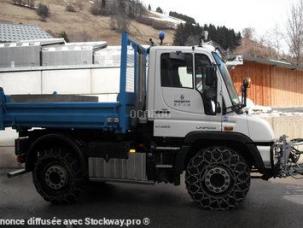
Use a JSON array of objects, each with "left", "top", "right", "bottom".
[{"left": 0, "top": 169, "right": 303, "bottom": 228}]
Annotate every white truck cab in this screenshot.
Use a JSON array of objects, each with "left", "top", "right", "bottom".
[{"left": 147, "top": 45, "right": 274, "bottom": 142}]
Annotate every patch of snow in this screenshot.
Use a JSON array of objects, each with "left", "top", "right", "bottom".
[
  {"left": 241, "top": 97, "right": 273, "bottom": 114},
  {"left": 268, "top": 59, "right": 292, "bottom": 65},
  {"left": 148, "top": 11, "right": 186, "bottom": 29},
  {"left": 226, "top": 55, "right": 243, "bottom": 66}
]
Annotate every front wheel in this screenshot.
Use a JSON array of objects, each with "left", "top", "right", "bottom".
[{"left": 185, "top": 146, "right": 250, "bottom": 211}]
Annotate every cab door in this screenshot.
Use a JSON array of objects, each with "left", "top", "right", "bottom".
[{"left": 152, "top": 50, "right": 223, "bottom": 138}]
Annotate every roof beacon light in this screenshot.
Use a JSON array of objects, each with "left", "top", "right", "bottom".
[{"left": 159, "top": 31, "right": 165, "bottom": 45}]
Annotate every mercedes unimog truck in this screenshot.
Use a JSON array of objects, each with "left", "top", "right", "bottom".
[{"left": 1, "top": 33, "right": 303, "bottom": 211}]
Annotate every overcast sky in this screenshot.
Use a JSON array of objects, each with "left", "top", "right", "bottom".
[{"left": 142, "top": 0, "right": 297, "bottom": 37}]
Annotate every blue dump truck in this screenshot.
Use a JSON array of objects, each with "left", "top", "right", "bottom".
[{"left": 1, "top": 33, "right": 303, "bottom": 210}]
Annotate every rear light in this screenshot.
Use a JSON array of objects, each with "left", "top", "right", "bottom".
[{"left": 16, "top": 155, "right": 25, "bottom": 164}]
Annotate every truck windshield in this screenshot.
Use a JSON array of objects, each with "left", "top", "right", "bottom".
[{"left": 212, "top": 52, "right": 240, "bottom": 106}]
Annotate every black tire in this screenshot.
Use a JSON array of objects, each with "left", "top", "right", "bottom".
[
  {"left": 33, "top": 147, "right": 85, "bottom": 204},
  {"left": 185, "top": 146, "right": 250, "bottom": 211}
]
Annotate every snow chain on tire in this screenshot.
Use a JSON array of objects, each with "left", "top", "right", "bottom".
[
  {"left": 33, "top": 147, "right": 85, "bottom": 204},
  {"left": 185, "top": 146, "right": 250, "bottom": 211}
]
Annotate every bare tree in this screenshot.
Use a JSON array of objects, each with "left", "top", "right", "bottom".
[
  {"left": 242, "top": 27, "right": 255, "bottom": 40},
  {"left": 128, "top": 0, "right": 146, "bottom": 18},
  {"left": 287, "top": 0, "right": 303, "bottom": 64},
  {"left": 271, "top": 25, "right": 285, "bottom": 57},
  {"left": 110, "top": 0, "right": 130, "bottom": 32},
  {"left": 260, "top": 25, "right": 285, "bottom": 59},
  {"left": 75, "top": 0, "right": 83, "bottom": 10}
]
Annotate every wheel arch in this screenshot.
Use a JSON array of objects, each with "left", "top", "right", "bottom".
[
  {"left": 177, "top": 131, "right": 266, "bottom": 174},
  {"left": 25, "top": 133, "right": 87, "bottom": 175}
]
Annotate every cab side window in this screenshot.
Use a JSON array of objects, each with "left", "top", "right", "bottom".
[
  {"left": 161, "top": 53, "right": 193, "bottom": 88},
  {"left": 195, "top": 54, "right": 217, "bottom": 115}
]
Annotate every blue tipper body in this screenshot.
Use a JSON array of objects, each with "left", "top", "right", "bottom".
[{"left": 0, "top": 33, "right": 148, "bottom": 134}]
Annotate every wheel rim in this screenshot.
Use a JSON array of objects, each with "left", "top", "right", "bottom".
[
  {"left": 204, "top": 167, "right": 231, "bottom": 194},
  {"left": 45, "top": 165, "right": 68, "bottom": 190}
]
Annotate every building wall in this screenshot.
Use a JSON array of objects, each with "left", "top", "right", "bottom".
[{"left": 230, "top": 61, "right": 303, "bottom": 107}]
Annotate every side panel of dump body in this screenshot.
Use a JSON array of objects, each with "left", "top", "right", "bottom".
[
  {"left": 1, "top": 98, "right": 121, "bottom": 130},
  {"left": 0, "top": 33, "right": 148, "bottom": 133}
]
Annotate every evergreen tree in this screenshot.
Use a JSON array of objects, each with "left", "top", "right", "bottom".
[
  {"left": 173, "top": 23, "right": 242, "bottom": 50},
  {"left": 59, "top": 31, "right": 69, "bottom": 42},
  {"left": 156, "top": 7, "right": 163, "bottom": 14},
  {"left": 169, "top": 11, "right": 196, "bottom": 24}
]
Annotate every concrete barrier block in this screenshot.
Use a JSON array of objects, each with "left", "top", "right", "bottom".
[
  {"left": 272, "top": 116, "right": 303, "bottom": 139},
  {"left": 0, "top": 128, "right": 19, "bottom": 168},
  {"left": 0, "top": 147, "right": 22, "bottom": 168}
]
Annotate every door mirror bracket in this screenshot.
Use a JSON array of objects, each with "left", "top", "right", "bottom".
[{"left": 216, "top": 102, "right": 222, "bottom": 113}]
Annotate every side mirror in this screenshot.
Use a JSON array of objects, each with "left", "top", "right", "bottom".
[
  {"left": 205, "top": 66, "right": 217, "bottom": 86},
  {"left": 241, "top": 77, "right": 251, "bottom": 107}
]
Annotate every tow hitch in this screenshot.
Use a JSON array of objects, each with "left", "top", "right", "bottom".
[{"left": 274, "top": 135, "right": 303, "bottom": 177}]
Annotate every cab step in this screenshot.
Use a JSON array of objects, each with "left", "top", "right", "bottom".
[{"left": 7, "top": 169, "right": 27, "bottom": 178}]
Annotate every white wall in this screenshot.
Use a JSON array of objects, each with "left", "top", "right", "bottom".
[
  {"left": 0, "top": 71, "right": 42, "bottom": 94},
  {"left": 0, "top": 67, "right": 121, "bottom": 96},
  {"left": 0, "top": 128, "right": 20, "bottom": 168}
]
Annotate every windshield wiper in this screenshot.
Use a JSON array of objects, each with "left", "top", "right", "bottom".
[
  {"left": 225, "top": 103, "right": 243, "bottom": 114},
  {"left": 234, "top": 103, "right": 244, "bottom": 114}
]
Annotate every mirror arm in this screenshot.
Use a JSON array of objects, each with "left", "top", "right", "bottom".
[
  {"left": 241, "top": 78, "right": 251, "bottom": 108},
  {"left": 241, "top": 85, "right": 247, "bottom": 107},
  {"left": 215, "top": 101, "right": 222, "bottom": 114}
]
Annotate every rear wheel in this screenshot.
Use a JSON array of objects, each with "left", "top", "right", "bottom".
[
  {"left": 33, "top": 147, "right": 85, "bottom": 204},
  {"left": 185, "top": 146, "right": 250, "bottom": 210}
]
